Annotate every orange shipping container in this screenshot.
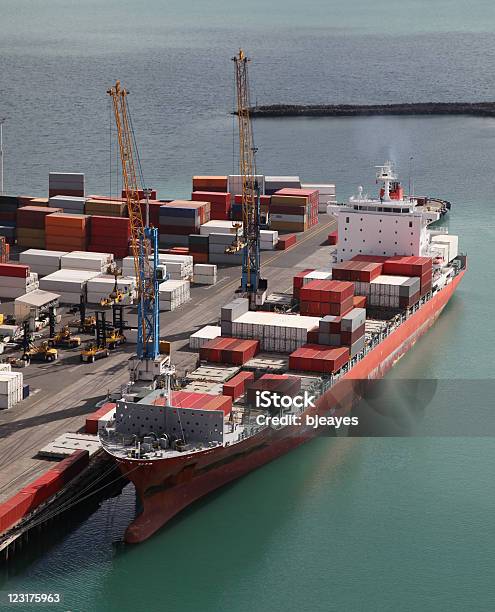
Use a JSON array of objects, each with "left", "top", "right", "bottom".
[
  {"left": 192, "top": 176, "right": 228, "bottom": 192},
  {"left": 45, "top": 213, "right": 90, "bottom": 250}
]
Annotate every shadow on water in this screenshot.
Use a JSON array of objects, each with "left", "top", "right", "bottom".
[{"left": 0, "top": 475, "right": 128, "bottom": 584}]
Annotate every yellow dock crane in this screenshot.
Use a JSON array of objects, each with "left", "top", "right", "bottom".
[
  {"left": 107, "top": 80, "right": 165, "bottom": 382},
  {"left": 227, "top": 50, "right": 267, "bottom": 307}
]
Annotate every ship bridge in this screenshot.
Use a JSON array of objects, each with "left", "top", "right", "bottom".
[{"left": 327, "top": 161, "right": 441, "bottom": 263}]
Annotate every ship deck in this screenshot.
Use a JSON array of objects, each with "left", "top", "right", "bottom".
[{"left": 0, "top": 214, "right": 337, "bottom": 502}]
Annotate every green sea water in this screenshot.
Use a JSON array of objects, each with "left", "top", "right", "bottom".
[{"left": 1, "top": 2, "right": 495, "bottom": 610}]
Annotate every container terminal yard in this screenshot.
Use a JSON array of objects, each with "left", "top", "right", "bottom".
[
  {"left": 0, "top": 56, "right": 463, "bottom": 554},
  {"left": 0, "top": 187, "right": 338, "bottom": 558}
]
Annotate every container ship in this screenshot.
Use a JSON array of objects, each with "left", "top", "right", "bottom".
[{"left": 100, "top": 161, "right": 465, "bottom": 543}]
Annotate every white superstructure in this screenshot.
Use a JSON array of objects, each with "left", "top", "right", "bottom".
[{"left": 327, "top": 161, "right": 442, "bottom": 263}]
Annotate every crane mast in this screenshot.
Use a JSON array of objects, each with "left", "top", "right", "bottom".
[
  {"left": 232, "top": 50, "right": 266, "bottom": 303},
  {"left": 107, "top": 81, "right": 159, "bottom": 363}
]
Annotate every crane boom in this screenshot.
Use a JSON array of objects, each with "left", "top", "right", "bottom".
[
  {"left": 232, "top": 50, "right": 266, "bottom": 299},
  {"left": 107, "top": 81, "right": 159, "bottom": 361}
]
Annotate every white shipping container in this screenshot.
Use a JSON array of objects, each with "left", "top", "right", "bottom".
[
  {"left": 193, "top": 263, "right": 217, "bottom": 276},
  {"left": 0, "top": 393, "right": 17, "bottom": 409},
  {"left": 431, "top": 242, "right": 449, "bottom": 263},
  {"left": 431, "top": 234, "right": 458, "bottom": 262},
  {"left": 0, "top": 273, "right": 38, "bottom": 289},
  {"left": 260, "top": 229, "right": 278, "bottom": 243},
  {"left": 303, "top": 270, "right": 332, "bottom": 283},
  {"left": 228, "top": 175, "right": 265, "bottom": 200},
  {"left": 56, "top": 292, "right": 86, "bottom": 304},
  {"left": 40, "top": 269, "right": 100, "bottom": 300},
  {"left": 0, "top": 364, "right": 12, "bottom": 372},
  {"left": 0, "top": 371, "right": 23, "bottom": 404},
  {"left": 61, "top": 251, "right": 114, "bottom": 272},
  {"left": 231, "top": 311, "right": 319, "bottom": 353},
  {"left": 193, "top": 275, "right": 217, "bottom": 285},
  {"left": 86, "top": 275, "right": 136, "bottom": 290},
  {"left": 200, "top": 221, "right": 241, "bottom": 236},
  {"left": 158, "top": 280, "right": 190, "bottom": 311},
  {"left": 301, "top": 183, "right": 337, "bottom": 211},
  {"left": 98, "top": 407, "right": 117, "bottom": 433},
  {"left": 189, "top": 325, "right": 222, "bottom": 350},
  {"left": 0, "top": 283, "right": 39, "bottom": 299},
  {"left": 301, "top": 183, "right": 336, "bottom": 198},
  {"left": 20, "top": 249, "right": 68, "bottom": 268}
]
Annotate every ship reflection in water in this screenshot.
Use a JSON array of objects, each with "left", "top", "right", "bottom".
[{"left": 350, "top": 379, "right": 495, "bottom": 437}]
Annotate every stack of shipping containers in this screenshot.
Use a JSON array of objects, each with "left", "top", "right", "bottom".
[
  {"left": 299, "top": 279, "right": 355, "bottom": 316},
  {"left": 16, "top": 206, "right": 62, "bottom": 249},
  {"left": 45, "top": 213, "right": 90, "bottom": 251},
  {"left": 159, "top": 201, "right": 210, "bottom": 247}
]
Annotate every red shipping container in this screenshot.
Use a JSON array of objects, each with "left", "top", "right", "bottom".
[
  {"left": 171, "top": 391, "right": 232, "bottom": 416},
  {"left": 200, "top": 337, "right": 259, "bottom": 365},
  {"left": 16, "top": 206, "right": 62, "bottom": 230},
  {"left": 0, "top": 492, "right": 35, "bottom": 534},
  {"left": 293, "top": 268, "right": 315, "bottom": 299},
  {"left": 332, "top": 260, "right": 382, "bottom": 283},
  {"left": 353, "top": 295, "right": 367, "bottom": 309},
  {"left": 223, "top": 371, "right": 255, "bottom": 400},
  {"left": 300, "top": 280, "right": 354, "bottom": 304},
  {"left": 275, "top": 188, "right": 318, "bottom": 205},
  {"left": 245, "top": 374, "right": 302, "bottom": 406},
  {"left": 17, "top": 195, "right": 36, "bottom": 207},
  {"left": 420, "top": 279, "right": 432, "bottom": 296},
  {"left": 192, "top": 192, "right": 231, "bottom": 221},
  {"left": 50, "top": 450, "right": 89, "bottom": 484},
  {"left": 86, "top": 402, "right": 116, "bottom": 434},
  {"left": 289, "top": 344, "right": 349, "bottom": 374},
  {"left": 399, "top": 291, "right": 421, "bottom": 308},
  {"left": 33, "top": 470, "right": 63, "bottom": 499},
  {"left": 136, "top": 200, "right": 163, "bottom": 227},
  {"left": 339, "top": 324, "right": 365, "bottom": 345},
  {"left": 300, "top": 296, "right": 353, "bottom": 317},
  {"left": 383, "top": 256, "right": 432, "bottom": 277},
  {"left": 293, "top": 269, "right": 314, "bottom": 290},
  {"left": 352, "top": 254, "right": 389, "bottom": 263},
  {"left": 276, "top": 234, "right": 297, "bottom": 250},
  {"left": 0, "top": 263, "right": 30, "bottom": 278},
  {"left": 22, "top": 482, "right": 53, "bottom": 507}
]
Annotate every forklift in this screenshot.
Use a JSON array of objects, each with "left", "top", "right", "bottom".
[
  {"left": 80, "top": 311, "right": 110, "bottom": 363},
  {"left": 47, "top": 307, "right": 81, "bottom": 348},
  {"left": 21, "top": 320, "right": 58, "bottom": 365}
]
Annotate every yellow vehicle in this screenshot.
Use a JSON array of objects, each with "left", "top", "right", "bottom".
[
  {"left": 48, "top": 325, "right": 81, "bottom": 349},
  {"left": 80, "top": 342, "right": 110, "bottom": 363},
  {"left": 78, "top": 315, "right": 96, "bottom": 334},
  {"left": 100, "top": 264, "right": 128, "bottom": 307},
  {"left": 106, "top": 329, "right": 126, "bottom": 350},
  {"left": 23, "top": 342, "right": 58, "bottom": 364}
]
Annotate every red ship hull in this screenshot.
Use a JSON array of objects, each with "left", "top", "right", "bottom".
[{"left": 113, "top": 271, "right": 464, "bottom": 543}]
